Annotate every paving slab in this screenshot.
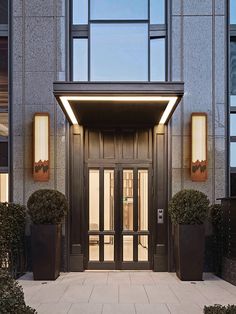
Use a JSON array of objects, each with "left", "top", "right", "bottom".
[{"left": 17, "top": 272, "right": 236, "bottom": 314}]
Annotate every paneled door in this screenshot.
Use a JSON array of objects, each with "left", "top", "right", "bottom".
[{"left": 86, "top": 165, "right": 152, "bottom": 270}]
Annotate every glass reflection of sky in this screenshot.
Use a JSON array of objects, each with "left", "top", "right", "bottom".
[
  {"left": 90, "top": 24, "right": 148, "bottom": 81},
  {"left": 231, "top": 114, "right": 236, "bottom": 136},
  {"left": 91, "top": 0, "right": 148, "bottom": 20},
  {"left": 231, "top": 142, "right": 236, "bottom": 167},
  {"left": 151, "top": 38, "right": 165, "bottom": 81},
  {"left": 231, "top": 0, "right": 236, "bottom": 24},
  {"left": 150, "top": 0, "right": 165, "bottom": 24},
  {"left": 73, "top": 0, "right": 88, "bottom": 24},
  {"left": 73, "top": 38, "right": 88, "bottom": 81}
]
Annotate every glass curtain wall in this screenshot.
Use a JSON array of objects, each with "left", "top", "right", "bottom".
[
  {"left": 230, "top": 1, "right": 236, "bottom": 196},
  {"left": 0, "top": 0, "right": 9, "bottom": 202},
  {"left": 71, "top": 0, "right": 166, "bottom": 82}
]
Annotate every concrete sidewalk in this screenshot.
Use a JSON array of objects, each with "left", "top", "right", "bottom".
[{"left": 18, "top": 272, "right": 236, "bottom": 314}]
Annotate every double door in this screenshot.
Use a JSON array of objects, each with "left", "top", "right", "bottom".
[{"left": 86, "top": 165, "right": 152, "bottom": 270}]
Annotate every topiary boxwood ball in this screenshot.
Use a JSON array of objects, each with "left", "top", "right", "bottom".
[
  {"left": 27, "top": 189, "right": 68, "bottom": 224},
  {"left": 168, "top": 189, "right": 209, "bottom": 225}
]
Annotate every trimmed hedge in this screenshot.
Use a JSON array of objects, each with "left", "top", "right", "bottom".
[
  {"left": 168, "top": 189, "right": 209, "bottom": 225},
  {"left": 0, "top": 202, "right": 27, "bottom": 277},
  {"left": 204, "top": 304, "right": 236, "bottom": 313},
  {"left": 208, "top": 204, "right": 223, "bottom": 275},
  {"left": 27, "top": 189, "right": 68, "bottom": 224},
  {"left": 0, "top": 269, "right": 36, "bottom": 314}
]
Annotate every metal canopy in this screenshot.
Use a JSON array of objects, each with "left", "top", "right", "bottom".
[{"left": 53, "top": 82, "right": 184, "bottom": 126}]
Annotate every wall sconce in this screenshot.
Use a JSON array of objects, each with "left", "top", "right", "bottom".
[
  {"left": 33, "top": 113, "right": 50, "bottom": 181},
  {"left": 191, "top": 113, "right": 207, "bottom": 182}
]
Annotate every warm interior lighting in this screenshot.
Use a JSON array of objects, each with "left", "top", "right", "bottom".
[
  {"left": 33, "top": 113, "right": 49, "bottom": 181},
  {"left": 0, "top": 173, "right": 8, "bottom": 202},
  {"left": 59, "top": 95, "right": 179, "bottom": 125},
  {"left": 191, "top": 113, "right": 207, "bottom": 182}
]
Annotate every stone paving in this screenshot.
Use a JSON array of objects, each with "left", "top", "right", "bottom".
[{"left": 18, "top": 272, "right": 236, "bottom": 314}]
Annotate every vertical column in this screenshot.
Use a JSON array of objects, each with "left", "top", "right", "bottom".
[
  {"left": 153, "top": 124, "right": 168, "bottom": 271},
  {"left": 70, "top": 124, "right": 84, "bottom": 271}
]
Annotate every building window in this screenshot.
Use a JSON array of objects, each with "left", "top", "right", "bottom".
[
  {"left": 71, "top": 0, "right": 166, "bottom": 82},
  {"left": 0, "top": 1, "right": 8, "bottom": 25},
  {"left": 230, "top": 0, "right": 236, "bottom": 195}
]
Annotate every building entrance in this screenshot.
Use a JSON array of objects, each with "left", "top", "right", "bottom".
[{"left": 84, "top": 128, "right": 153, "bottom": 270}]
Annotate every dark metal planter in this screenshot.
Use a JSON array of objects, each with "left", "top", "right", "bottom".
[
  {"left": 174, "top": 224, "right": 205, "bottom": 281},
  {"left": 31, "top": 224, "right": 61, "bottom": 280}
]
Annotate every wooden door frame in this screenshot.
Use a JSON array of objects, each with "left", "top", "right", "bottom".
[{"left": 68, "top": 125, "right": 170, "bottom": 272}]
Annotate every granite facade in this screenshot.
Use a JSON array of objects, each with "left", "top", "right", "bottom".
[
  {"left": 171, "top": 0, "right": 227, "bottom": 203},
  {"left": 11, "top": 0, "right": 67, "bottom": 208}
]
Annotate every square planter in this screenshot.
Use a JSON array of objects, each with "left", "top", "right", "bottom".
[
  {"left": 31, "top": 224, "right": 61, "bottom": 280},
  {"left": 174, "top": 224, "right": 205, "bottom": 281}
]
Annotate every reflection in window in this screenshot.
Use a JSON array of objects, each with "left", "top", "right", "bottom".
[
  {"left": 230, "top": 0, "right": 236, "bottom": 24},
  {"left": 73, "top": 0, "right": 88, "bottom": 24},
  {"left": 0, "top": 38, "right": 8, "bottom": 109},
  {"left": 230, "top": 39, "right": 236, "bottom": 100},
  {"left": 150, "top": 38, "right": 165, "bottom": 81},
  {"left": 0, "top": 142, "right": 7, "bottom": 167},
  {"left": 91, "top": 0, "right": 148, "bottom": 20},
  {"left": 150, "top": 0, "right": 165, "bottom": 24},
  {"left": 90, "top": 24, "right": 148, "bottom": 81},
  {"left": 0, "top": 173, "right": 8, "bottom": 202},
  {"left": 0, "top": 112, "right": 8, "bottom": 138},
  {"left": 230, "top": 143, "right": 236, "bottom": 167},
  {"left": 231, "top": 173, "right": 236, "bottom": 196},
  {"left": 231, "top": 114, "right": 236, "bottom": 136},
  {"left": 0, "top": 1, "right": 8, "bottom": 24},
  {"left": 73, "top": 38, "right": 88, "bottom": 81},
  {"left": 89, "top": 170, "right": 99, "bottom": 231}
]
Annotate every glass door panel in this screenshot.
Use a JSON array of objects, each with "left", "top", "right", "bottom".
[
  {"left": 89, "top": 169, "right": 99, "bottom": 231},
  {"left": 123, "top": 170, "right": 133, "bottom": 231},
  {"left": 138, "top": 170, "right": 148, "bottom": 231},
  {"left": 104, "top": 170, "right": 114, "bottom": 231},
  {"left": 123, "top": 236, "right": 133, "bottom": 261},
  {"left": 104, "top": 235, "right": 114, "bottom": 261},
  {"left": 138, "top": 235, "right": 148, "bottom": 261},
  {"left": 89, "top": 235, "right": 99, "bottom": 261}
]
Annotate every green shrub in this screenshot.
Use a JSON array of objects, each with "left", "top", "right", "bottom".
[
  {"left": 208, "top": 204, "right": 223, "bottom": 275},
  {"left": 204, "top": 304, "right": 236, "bottom": 313},
  {"left": 27, "top": 189, "right": 68, "bottom": 224},
  {"left": 168, "top": 189, "right": 209, "bottom": 225},
  {"left": 209, "top": 204, "right": 223, "bottom": 230},
  {"left": 0, "top": 202, "right": 26, "bottom": 277},
  {"left": 0, "top": 269, "right": 37, "bottom": 314}
]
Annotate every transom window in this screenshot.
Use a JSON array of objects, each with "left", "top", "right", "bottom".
[{"left": 71, "top": 0, "right": 166, "bottom": 82}]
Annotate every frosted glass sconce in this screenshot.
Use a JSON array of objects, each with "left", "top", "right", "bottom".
[
  {"left": 33, "top": 113, "right": 50, "bottom": 181},
  {"left": 191, "top": 113, "right": 207, "bottom": 182}
]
